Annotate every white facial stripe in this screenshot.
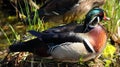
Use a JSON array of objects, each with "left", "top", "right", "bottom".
[
  {"left": 97, "top": 16, "right": 100, "bottom": 23},
  {"left": 89, "top": 16, "right": 97, "bottom": 24},
  {"left": 83, "top": 16, "right": 97, "bottom": 32}
]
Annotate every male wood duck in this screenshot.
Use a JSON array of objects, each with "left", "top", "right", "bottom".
[
  {"left": 25, "top": 0, "right": 106, "bottom": 25},
  {"left": 9, "top": 8, "right": 109, "bottom": 62}
]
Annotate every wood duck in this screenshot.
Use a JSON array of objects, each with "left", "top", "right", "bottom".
[
  {"left": 25, "top": 0, "right": 106, "bottom": 24},
  {"left": 9, "top": 8, "right": 109, "bottom": 62}
]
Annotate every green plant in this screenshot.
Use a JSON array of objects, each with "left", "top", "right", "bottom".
[
  {"left": 0, "top": 26, "right": 11, "bottom": 45},
  {"left": 102, "top": 0, "right": 120, "bottom": 66},
  {"left": 18, "top": 0, "right": 46, "bottom": 31},
  {"left": 103, "top": 0, "right": 120, "bottom": 35},
  {"left": 0, "top": 24, "right": 21, "bottom": 45}
]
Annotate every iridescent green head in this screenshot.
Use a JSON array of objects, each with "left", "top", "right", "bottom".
[
  {"left": 86, "top": 8, "right": 105, "bottom": 22},
  {"left": 83, "top": 7, "right": 107, "bottom": 32}
]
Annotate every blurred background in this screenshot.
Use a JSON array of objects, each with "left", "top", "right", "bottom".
[{"left": 0, "top": 0, "right": 120, "bottom": 67}]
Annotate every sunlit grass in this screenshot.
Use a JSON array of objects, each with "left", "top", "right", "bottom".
[
  {"left": 8, "top": 24, "right": 19, "bottom": 40},
  {"left": 101, "top": 0, "right": 120, "bottom": 66},
  {"left": 103, "top": 0, "right": 120, "bottom": 35},
  {"left": 0, "top": 0, "right": 46, "bottom": 46},
  {"left": 0, "top": 27, "right": 11, "bottom": 45},
  {"left": 18, "top": 0, "right": 46, "bottom": 31},
  {"left": 0, "top": 24, "right": 20, "bottom": 45}
]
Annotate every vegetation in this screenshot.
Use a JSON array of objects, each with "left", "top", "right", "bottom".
[{"left": 0, "top": 0, "right": 120, "bottom": 67}]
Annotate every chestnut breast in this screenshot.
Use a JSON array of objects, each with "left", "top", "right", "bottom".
[{"left": 87, "top": 24, "right": 107, "bottom": 52}]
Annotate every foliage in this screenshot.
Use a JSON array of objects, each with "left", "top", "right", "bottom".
[
  {"left": 103, "top": 0, "right": 120, "bottom": 35},
  {"left": 102, "top": 42, "right": 116, "bottom": 67},
  {"left": 102, "top": 42, "right": 116, "bottom": 59}
]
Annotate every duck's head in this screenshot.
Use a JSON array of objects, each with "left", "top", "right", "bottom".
[{"left": 83, "top": 7, "right": 109, "bottom": 32}]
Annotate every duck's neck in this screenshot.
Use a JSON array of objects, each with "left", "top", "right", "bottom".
[{"left": 88, "top": 24, "right": 107, "bottom": 52}]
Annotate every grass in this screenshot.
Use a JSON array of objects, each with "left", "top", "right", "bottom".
[
  {"left": 104, "top": 0, "right": 120, "bottom": 35},
  {"left": 0, "top": 0, "right": 120, "bottom": 67},
  {"left": 18, "top": 0, "right": 45, "bottom": 31},
  {"left": 0, "top": 26, "right": 11, "bottom": 45},
  {"left": 101, "top": 0, "right": 120, "bottom": 67}
]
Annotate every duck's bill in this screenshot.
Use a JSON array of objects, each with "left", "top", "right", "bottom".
[{"left": 103, "top": 16, "right": 110, "bottom": 21}]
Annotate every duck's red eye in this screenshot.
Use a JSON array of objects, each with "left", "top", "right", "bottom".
[{"left": 99, "top": 12, "right": 104, "bottom": 16}]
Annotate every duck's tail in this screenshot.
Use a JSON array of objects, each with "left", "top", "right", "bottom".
[{"left": 9, "top": 38, "right": 43, "bottom": 52}]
